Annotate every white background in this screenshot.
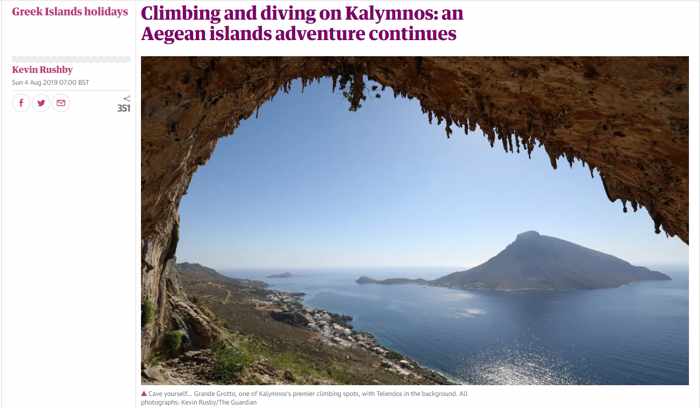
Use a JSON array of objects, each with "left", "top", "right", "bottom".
[{"left": 1, "top": 1, "right": 699, "bottom": 407}]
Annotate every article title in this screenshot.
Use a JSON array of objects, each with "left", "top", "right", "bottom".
[{"left": 140, "top": 4, "right": 463, "bottom": 44}]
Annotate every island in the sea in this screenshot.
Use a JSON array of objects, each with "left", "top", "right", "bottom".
[
  {"left": 357, "top": 231, "right": 671, "bottom": 291},
  {"left": 266, "top": 271, "right": 293, "bottom": 278},
  {"left": 356, "top": 276, "right": 430, "bottom": 285}
]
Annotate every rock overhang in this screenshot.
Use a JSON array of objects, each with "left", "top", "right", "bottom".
[{"left": 139, "top": 57, "right": 688, "bottom": 361}]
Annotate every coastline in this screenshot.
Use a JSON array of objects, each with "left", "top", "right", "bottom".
[
  {"left": 145, "top": 263, "right": 455, "bottom": 385},
  {"left": 257, "top": 284, "right": 456, "bottom": 384}
]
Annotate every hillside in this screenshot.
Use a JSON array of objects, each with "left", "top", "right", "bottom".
[{"left": 142, "top": 262, "right": 450, "bottom": 385}]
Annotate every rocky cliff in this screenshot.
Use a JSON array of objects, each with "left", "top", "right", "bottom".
[{"left": 141, "top": 57, "right": 688, "bottom": 361}]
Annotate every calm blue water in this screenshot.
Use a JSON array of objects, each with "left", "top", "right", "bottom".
[{"left": 224, "top": 267, "right": 689, "bottom": 385}]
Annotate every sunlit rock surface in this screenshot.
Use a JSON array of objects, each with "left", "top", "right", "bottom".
[{"left": 140, "top": 57, "right": 688, "bottom": 361}]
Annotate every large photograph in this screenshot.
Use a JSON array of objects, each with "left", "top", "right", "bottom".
[{"left": 141, "top": 57, "right": 688, "bottom": 385}]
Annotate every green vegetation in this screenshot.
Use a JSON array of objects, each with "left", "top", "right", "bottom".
[
  {"left": 164, "top": 330, "right": 186, "bottom": 356},
  {"left": 325, "top": 365, "right": 357, "bottom": 384},
  {"left": 141, "top": 300, "right": 156, "bottom": 327},
  {"left": 147, "top": 351, "right": 164, "bottom": 365},
  {"left": 237, "top": 335, "right": 330, "bottom": 382},
  {"left": 212, "top": 342, "right": 249, "bottom": 383},
  {"left": 229, "top": 334, "right": 360, "bottom": 384},
  {"left": 385, "top": 350, "right": 404, "bottom": 361},
  {"left": 268, "top": 351, "right": 325, "bottom": 381},
  {"left": 171, "top": 262, "right": 443, "bottom": 385}
]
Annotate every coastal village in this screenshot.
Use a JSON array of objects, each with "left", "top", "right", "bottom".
[
  {"left": 256, "top": 290, "right": 447, "bottom": 381},
  {"left": 143, "top": 262, "right": 451, "bottom": 385}
]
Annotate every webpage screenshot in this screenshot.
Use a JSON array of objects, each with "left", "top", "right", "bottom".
[{"left": 1, "top": 1, "right": 699, "bottom": 407}]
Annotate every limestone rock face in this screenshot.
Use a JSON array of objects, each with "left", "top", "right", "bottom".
[{"left": 140, "top": 57, "right": 688, "bottom": 361}]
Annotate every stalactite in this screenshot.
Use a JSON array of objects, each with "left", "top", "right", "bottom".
[
  {"left": 565, "top": 152, "right": 575, "bottom": 167},
  {"left": 350, "top": 71, "right": 365, "bottom": 111},
  {"left": 507, "top": 133, "right": 514, "bottom": 153},
  {"left": 543, "top": 145, "right": 558, "bottom": 170},
  {"left": 500, "top": 133, "right": 509, "bottom": 152},
  {"left": 600, "top": 175, "right": 615, "bottom": 202},
  {"left": 183, "top": 60, "right": 685, "bottom": 242},
  {"left": 139, "top": 57, "right": 690, "bottom": 365},
  {"left": 445, "top": 117, "right": 453, "bottom": 138},
  {"left": 548, "top": 152, "right": 558, "bottom": 169},
  {"left": 588, "top": 163, "right": 596, "bottom": 178}
]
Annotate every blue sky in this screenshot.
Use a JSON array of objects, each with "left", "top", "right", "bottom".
[{"left": 177, "top": 79, "right": 688, "bottom": 270}]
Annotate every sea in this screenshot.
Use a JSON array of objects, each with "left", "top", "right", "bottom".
[{"left": 223, "top": 266, "right": 689, "bottom": 385}]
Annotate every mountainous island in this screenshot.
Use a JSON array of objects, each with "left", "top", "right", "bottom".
[{"left": 357, "top": 231, "right": 670, "bottom": 291}]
